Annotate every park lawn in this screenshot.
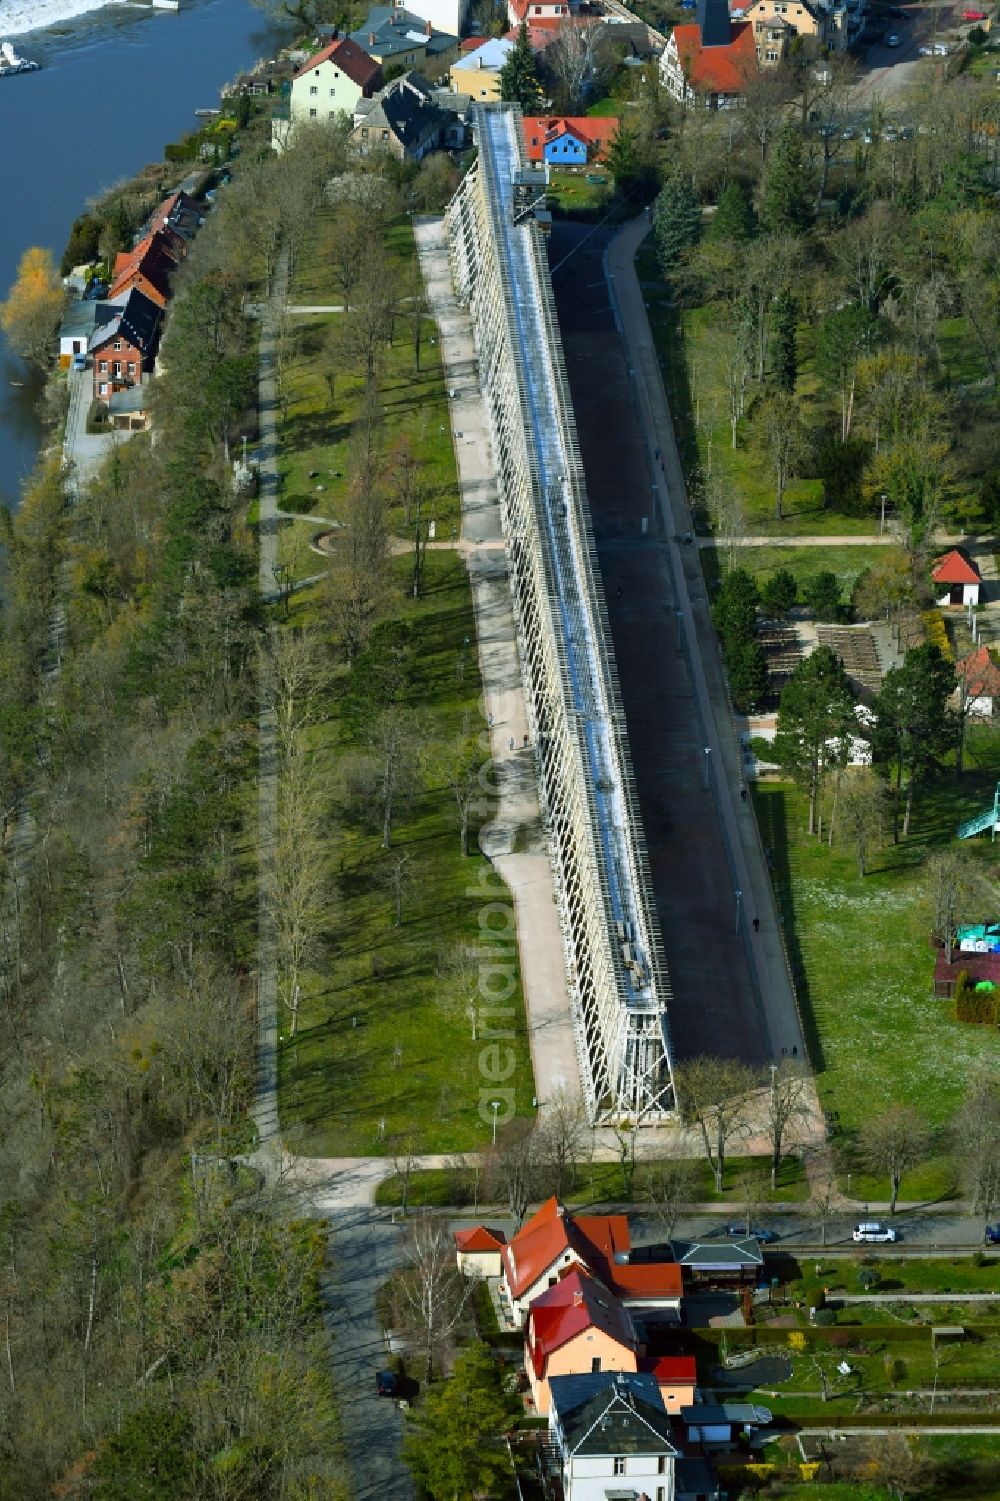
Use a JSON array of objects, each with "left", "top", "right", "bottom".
[
  {"left": 276, "top": 309, "right": 459, "bottom": 537},
  {"left": 753, "top": 744, "right": 1000, "bottom": 1156},
  {"left": 701, "top": 542, "right": 904, "bottom": 603},
  {"left": 546, "top": 168, "right": 610, "bottom": 213},
  {"left": 278, "top": 549, "right": 536, "bottom": 1157},
  {"left": 374, "top": 1153, "right": 809, "bottom": 1206}
]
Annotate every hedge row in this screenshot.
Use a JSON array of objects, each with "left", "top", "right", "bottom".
[{"left": 780, "top": 1411, "right": 1000, "bottom": 1429}]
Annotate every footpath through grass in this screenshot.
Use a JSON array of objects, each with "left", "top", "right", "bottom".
[
  {"left": 277, "top": 212, "right": 459, "bottom": 547},
  {"left": 754, "top": 729, "right": 1000, "bottom": 1165}
]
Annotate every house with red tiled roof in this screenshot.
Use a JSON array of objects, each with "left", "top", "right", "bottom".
[
  {"left": 933, "top": 548, "right": 982, "bottom": 607},
  {"left": 288, "top": 36, "right": 383, "bottom": 131},
  {"left": 956, "top": 644, "right": 1000, "bottom": 717},
  {"left": 526, "top": 1268, "right": 639, "bottom": 1415},
  {"left": 521, "top": 115, "right": 619, "bottom": 166},
  {"left": 497, "top": 1197, "right": 683, "bottom": 1328},
  {"left": 453, "top": 1225, "right": 506, "bottom": 1276},
  {"left": 107, "top": 228, "right": 184, "bottom": 310},
  {"left": 660, "top": 0, "right": 758, "bottom": 109},
  {"left": 644, "top": 1353, "right": 698, "bottom": 1413}
]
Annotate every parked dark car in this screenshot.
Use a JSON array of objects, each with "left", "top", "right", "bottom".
[
  {"left": 376, "top": 1369, "right": 398, "bottom": 1397},
  {"left": 726, "top": 1225, "right": 779, "bottom": 1243},
  {"left": 985, "top": 1224, "right": 1000, "bottom": 1245}
]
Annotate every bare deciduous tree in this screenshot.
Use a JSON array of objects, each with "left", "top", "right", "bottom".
[
  {"left": 485, "top": 1119, "right": 540, "bottom": 1228},
  {"left": 763, "top": 1060, "right": 812, "bottom": 1189},
  {"left": 805, "top": 1155, "right": 840, "bottom": 1247},
  {"left": 675, "top": 1056, "right": 758, "bottom": 1192},
  {"left": 401, "top": 1219, "right": 473, "bottom": 1383},
  {"left": 839, "top": 768, "right": 886, "bottom": 877},
  {"left": 924, "top": 848, "right": 986, "bottom": 965},
  {"left": 275, "top": 755, "right": 333, "bottom": 1037},
  {"left": 537, "top": 1088, "right": 588, "bottom": 1199},
  {"left": 645, "top": 1159, "right": 698, "bottom": 1241},
  {"left": 860, "top": 1105, "right": 931, "bottom": 1215},
  {"left": 545, "top": 20, "right": 611, "bottom": 114},
  {"left": 953, "top": 1070, "right": 1000, "bottom": 1232}
]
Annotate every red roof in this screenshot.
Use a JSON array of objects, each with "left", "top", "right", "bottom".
[
  {"left": 503, "top": 19, "right": 576, "bottom": 48},
  {"left": 957, "top": 645, "right": 1000, "bottom": 700},
  {"left": 646, "top": 1354, "right": 697, "bottom": 1384},
  {"left": 521, "top": 115, "right": 619, "bottom": 162},
  {"left": 527, "top": 1268, "right": 636, "bottom": 1379},
  {"left": 453, "top": 1226, "right": 506, "bottom": 1252},
  {"left": 933, "top": 548, "right": 981, "bottom": 585},
  {"left": 671, "top": 20, "right": 757, "bottom": 96},
  {"left": 502, "top": 1197, "right": 630, "bottom": 1299},
  {"left": 604, "top": 1260, "right": 683, "bottom": 1300},
  {"left": 460, "top": 35, "right": 488, "bottom": 50},
  {"left": 109, "top": 229, "right": 183, "bottom": 305},
  {"left": 294, "top": 36, "right": 381, "bottom": 89}
]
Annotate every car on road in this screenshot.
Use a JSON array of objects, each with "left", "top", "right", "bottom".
[
  {"left": 985, "top": 1224, "right": 1000, "bottom": 1245},
  {"left": 70, "top": 354, "right": 87, "bottom": 372},
  {"left": 727, "top": 1224, "right": 779, "bottom": 1243},
  {"left": 886, "top": 32, "right": 902, "bottom": 45},
  {"left": 962, "top": 8, "right": 988, "bottom": 19},
  {"left": 853, "top": 1221, "right": 897, "bottom": 1243},
  {"left": 376, "top": 1369, "right": 399, "bottom": 1397}
]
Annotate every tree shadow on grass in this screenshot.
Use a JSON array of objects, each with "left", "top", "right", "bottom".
[{"left": 752, "top": 786, "right": 826, "bottom": 1074}]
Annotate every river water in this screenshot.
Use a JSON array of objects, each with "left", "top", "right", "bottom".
[{"left": 0, "top": 0, "right": 287, "bottom": 510}]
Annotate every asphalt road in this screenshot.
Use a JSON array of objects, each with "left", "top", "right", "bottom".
[{"left": 634, "top": 1210, "right": 997, "bottom": 1253}]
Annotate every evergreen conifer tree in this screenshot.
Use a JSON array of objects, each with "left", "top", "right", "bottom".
[
  {"left": 653, "top": 172, "right": 702, "bottom": 278},
  {"left": 709, "top": 180, "right": 755, "bottom": 243},
  {"left": 760, "top": 122, "right": 813, "bottom": 234},
  {"left": 770, "top": 289, "right": 798, "bottom": 392},
  {"left": 499, "top": 24, "right": 542, "bottom": 110}
]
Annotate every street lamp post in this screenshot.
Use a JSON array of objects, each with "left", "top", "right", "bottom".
[
  {"left": 735, "top": 889, "right": 742, "bottom": 936},
  {"left": 703, "top": 746, "right": 711, "bottom": 789},
  {"left": 880, "top": 492, "right": 888, "bottom": 535},
  {"left": 490, "top": 1099, "right": 501, "bottom": 1145}
]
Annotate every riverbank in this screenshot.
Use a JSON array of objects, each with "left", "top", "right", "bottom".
[
  {"left": 1, "top": 0, "right": 147, "bottom": 39},
  {"left": 0, "top": 0, "right": 286, "bottom": 504}
]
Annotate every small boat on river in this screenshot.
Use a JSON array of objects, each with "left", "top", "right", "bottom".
[{"left": 0, "top": 42, "right": 40, "bottom": 76}]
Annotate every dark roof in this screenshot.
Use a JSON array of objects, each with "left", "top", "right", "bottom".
[
  {"left": 676, "top": 1456, "right": 721, "bottom": 1499},
  {"left": 354, "top": 71, "right": 447, "bottom": 150},
  {"left": 550, "top": 1370, "right": 662, "bottom": 1419},
  {"left": 672, "top": 1238, "right": 764, "bottom": 1268},
  {"left": 108, "top": 385, "right": 148, "bottom": 414},
  {"left": 60, "top": 299, "right": 123, "bottom": 339},
  {"left": 91, "top": 288, "right": 162, "bottom": 356},
  {"left": 553, "top": 1372, "right": 679, "bottom": 1458},
  {"left": 681, "top": 1402, "right": 772, "bottom": 1426},
  {"left": 697, "top": 0, "right": 732, "bottom": 46},
  {"left": 350, "top": 6, "right": 455, "bottom": 59}
]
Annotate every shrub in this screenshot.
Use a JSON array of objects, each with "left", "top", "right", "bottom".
[
  {"left": 813, "top": 1308, "right": 837, "bottom": 1326},
  {"left": 955, "top": 983, "right": 999, "bottom": 1025},
  {"left": 85, "top": 400, "right": 110, "bottom": 435},
  {"left": 922, "top": 608, "right": 952, "bottom": 661}
]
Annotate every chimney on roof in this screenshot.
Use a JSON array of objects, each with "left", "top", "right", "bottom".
[
  {"left": 425, "top": 16, "right": 432, "bottom": 32},
  {"left": 369, "top": 31, "right": 376, "bottom": 44},
  {"left": 573, "top": 1289, "right": 584, "bottom": 1306}
]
